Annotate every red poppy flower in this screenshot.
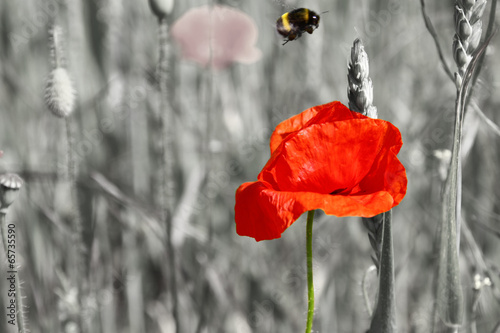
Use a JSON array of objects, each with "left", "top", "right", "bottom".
[{"left": 235, "top": 101, "right": 407, "bottom": 241}]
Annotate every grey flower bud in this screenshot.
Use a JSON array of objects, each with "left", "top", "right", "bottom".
[
  {"left": 0, "top": 174, "right": 23, "bottom": 213},
  {"left": 149, "top": 0, "right": 175, "bottom": 19}
]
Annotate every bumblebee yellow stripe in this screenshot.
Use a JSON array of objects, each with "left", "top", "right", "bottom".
[
  {"left": 303, "top": 8, "right": 309, "bottom": 22},
  {"left": 281, "top": 12, "right": 291, "bottom": 31}
]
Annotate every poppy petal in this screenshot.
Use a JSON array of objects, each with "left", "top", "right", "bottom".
[
  {"left": 357, "top": 144, "right": 407, "bottom": 206},
  {"left": 261, "top": 119, "right": 403, "bottom": 196},
  {"left": 270, "top": 101, "right": 363, "bottom": 153},
  {"left": 235, "top": 180, "right": 395, "bottom": 241}
]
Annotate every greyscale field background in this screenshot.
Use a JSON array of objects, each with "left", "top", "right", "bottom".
[{"left": 1, "top": 0, "right": 500, "bottom": 332}]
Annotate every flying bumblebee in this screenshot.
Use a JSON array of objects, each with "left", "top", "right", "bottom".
[{"left": 276, "top": 8, "right": 320, "bottom": 45}]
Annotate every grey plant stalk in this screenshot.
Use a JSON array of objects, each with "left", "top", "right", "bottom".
[
  {"left": 433, "top": 1, "right": 487, "bottom": 331},
  {"left": 347, "top": 38, "right": 396, "bottom": 333},
  {"left": 148, "top": 0, "right": 180, "bottom": 330},
  {"left": 0, "top": 174, "right": 28, "bottom": 333},
  {"left": 45, "top": 25, "right": 86, "bottom": 333}
]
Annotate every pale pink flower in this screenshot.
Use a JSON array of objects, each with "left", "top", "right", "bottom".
[{"left": 171, "top": 5, "right": 262, "bottom": 69}]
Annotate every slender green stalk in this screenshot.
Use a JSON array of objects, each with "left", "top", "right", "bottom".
[
  {"left": 305, "top": 210, "right": 315, "bottom": 333},
  {"left": 369, "top": 210, "right": 396, "bottom": 333}
]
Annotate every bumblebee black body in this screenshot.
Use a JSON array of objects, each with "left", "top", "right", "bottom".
[{"left": 276, "top": 8, "right": 320, "bottom": 45}]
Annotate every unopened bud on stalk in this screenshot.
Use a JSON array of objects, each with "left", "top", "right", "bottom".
[
  {"left": 45, "top": 67, "right": 76, "bottom": 118},
  {"left": 0, "top": 174, "right": 24, "bottom": 214},
  {"left": 149, "top": 0, "right": 175, "bottom": 19}
]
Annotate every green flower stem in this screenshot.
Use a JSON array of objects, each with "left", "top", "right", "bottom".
[{"left": 305, "top": 210, "right": 315, "bottom": 333}]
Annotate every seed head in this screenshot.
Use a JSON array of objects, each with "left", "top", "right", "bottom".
[
  {"left": 347, "top": 38, "right": 378, "bottom": 118},
  {"left": 45, "top": 67, "right": 76, "bottom": 118},
  {"left": 453, "top": 0, "right": 486, "bottom": 86},
  {"left": 350, "top": 41, "right": 370, "bottom": 81}
]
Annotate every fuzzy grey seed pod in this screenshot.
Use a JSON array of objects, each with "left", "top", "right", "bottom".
[
  {"left": 0, "top": 173, "right": 23, "bottom": 213},
  {"left": 45, "top": 67, "right": 76, "bottom": 118},
  {"left": 149, "top": 0, "right": 174, "bottom": 19}
]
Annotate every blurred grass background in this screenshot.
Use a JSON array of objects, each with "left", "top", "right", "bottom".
[{"left": 0, "top": 0, "right": 499, "bottom": 332}]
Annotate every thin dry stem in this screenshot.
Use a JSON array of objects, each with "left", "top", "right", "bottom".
[{"left": 420, "top": 0, "right": 454, "bottom": 80}]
